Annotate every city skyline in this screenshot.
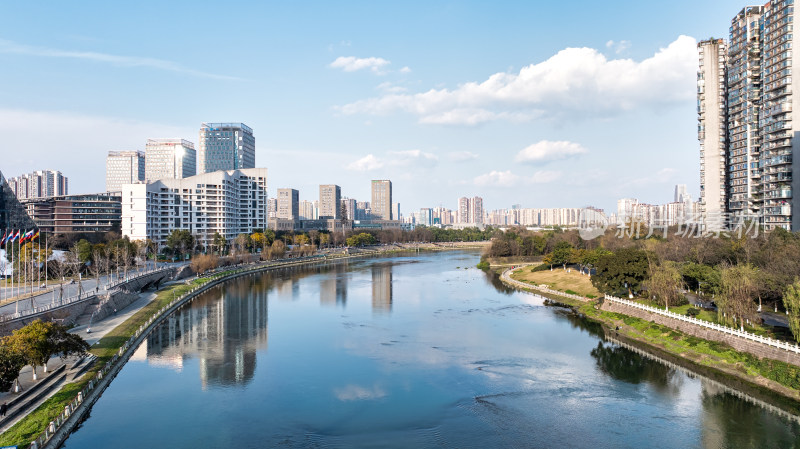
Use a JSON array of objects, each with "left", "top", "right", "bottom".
[{"left": 0, "top": 1, "right": 741, "bottom": 212}]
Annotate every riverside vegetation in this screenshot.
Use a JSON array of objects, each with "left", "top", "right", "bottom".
[{"left": 482, "top": 224, "right": 800, "bottom": 402}]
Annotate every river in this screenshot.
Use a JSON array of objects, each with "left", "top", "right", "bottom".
[{"left": 62, "top": 251, "right": 800, "bottom": 448}]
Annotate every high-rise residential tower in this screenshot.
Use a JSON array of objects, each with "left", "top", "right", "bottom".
[
  {"left": 759, "top": 1, "right": 796, "bottom": 230},
  {"left": 698, "top": 38, "right": 728, "bottom": 230},
  {"left": 371, "top": 180, "right": 392, "bottom": 220},
  {"left": 277, "top": 188, "right": 299, "bottom": 220},
  {"left": 198, "top": 123, "right": 255, "bottom": 174},
  {"left": 106, "top": 150, "right": 145, "bottom": 193},
  {"left": 8, "top": 170, "right": 68, "bottom": 200},
  {"left": 727, "top": 6, "right": 763, "bottom": 218},
  {"left": 319, "top": 185, "right": 341, "bottom": 219},
  {"left": 145, "top": 139, "right": 197, "bottom": 181}
]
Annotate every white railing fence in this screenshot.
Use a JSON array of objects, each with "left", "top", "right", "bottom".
[{"left": 603, "top": 294, "right": 800, "bottom": 354}]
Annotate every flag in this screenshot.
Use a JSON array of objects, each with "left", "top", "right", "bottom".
[
  {"left": 31, "top": 230, "right": 40, "bottom": 241},
  {"left": 0, "top": 230, "right": 6, "bottom": 248},
  {"left": 20, "top": 230, "right": 33, "bottom": 244},
  {"left": 10, "top": 230, "right": 20, "bottom": 243}
]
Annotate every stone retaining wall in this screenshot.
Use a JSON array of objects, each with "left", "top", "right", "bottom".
[{"left": 601, "top": 301, "right": 800, "bottom": 366}]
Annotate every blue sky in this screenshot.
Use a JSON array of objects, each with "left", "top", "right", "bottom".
[{"left": 0, "top": 1, "right": 744, "bottom": 214}]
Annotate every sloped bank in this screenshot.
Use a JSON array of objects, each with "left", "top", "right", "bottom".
[{"left": 496, "top": 267, "right": 800, "bottom": 413}]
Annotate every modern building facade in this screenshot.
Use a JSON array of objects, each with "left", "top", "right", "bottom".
[
  {"left": 106, "top": 150, "right": 145, "bottom": 193},
  {"left": 698, "top": 37, "right": 729, "bottom": 231},
  {"left": 319, "top": 184, "right": 341, "bottom": 219},
  {"left": 145, "top": 139, "right": 197, "bottom": 181},
  {"left": 277, "top": 188, "right": 299, "bottom": 220},
  {"left": 299, "top": 200, "right": 317, "bottom": 220},
  {"left": 727, "top": 7, "right": 763, "bottom": 218},
  {"left": 198, "top": 123, "right": 255, "bottom": 174},
  {"left": 121, "top": 168, "right": 268, "bottom": 250},
  {"left": 7, "top": 170, "right": 68, "bottom": 200},
  {"left": 341, "top": 197, "right": 356, "bottom": 221},
  {"left": 698, "top": 2, "right": 800, "bottom": 231},
  {"left": 370, "top": 180, "right": 392, "bottom": 220},
  {"left": 23, "top": 193, "right": 122, "bottom": 234}
]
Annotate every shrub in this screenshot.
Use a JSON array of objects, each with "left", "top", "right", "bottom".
[
  {"left": 686, "top": 307, "right": 700, "bottom": 317},
  {"left": 531, "top": 263, "right": 550, "bottom": 273},
  {"left": 476, "top": 261, "right": 490, "bottom": 271}
]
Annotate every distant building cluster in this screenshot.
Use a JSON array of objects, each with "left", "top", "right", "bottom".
[{"left": 7, "top": 170, "right": 67, "bottom": 200}]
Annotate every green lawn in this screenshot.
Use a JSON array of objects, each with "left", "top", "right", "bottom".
[{"left": 0, "top": 278, "right": 208, "bottom": 447}]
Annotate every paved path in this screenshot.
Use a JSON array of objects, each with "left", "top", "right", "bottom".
[{"left": 0, "top": 289, "right": 161, "bottom": 433}]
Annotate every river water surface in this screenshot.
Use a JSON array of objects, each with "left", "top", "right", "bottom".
[{"left": 63, "top": 251, "right": 800, "bottom": 448}]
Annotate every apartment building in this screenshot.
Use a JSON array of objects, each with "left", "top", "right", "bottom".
[
  {"left": 319, "top": 184, "right": 341, "bottom": 219},
  {"left": 370, "top": 180, "right": 392, "bottom": 220},
  {"left": 122, "top": 168, "right": 268, "bottom": 250},
  {"left": 698, "top": 1, "right": 799, "bottom": 231},
  {"left": 8, "top": 170, "right": 68, "bottom": 200},
  {"left": 277, "top": 188, "right": 299, "bottom": 220}
]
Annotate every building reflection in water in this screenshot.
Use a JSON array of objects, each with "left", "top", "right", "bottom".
[
  {"left": 371, "top": 263, "right": 393, "bottom": 313},
  {"left": 144, "top": 276, "right": 269, "bottom": 389},
  {"left": 320, "top": 262, "right": 348, "bottom": 307}
]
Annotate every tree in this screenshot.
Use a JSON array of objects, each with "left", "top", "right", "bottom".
[
  {"left": 0, "top": 339, "right": 24, "bottom": 392},
  {"left": 717, "top": 264, "right": 760, "bottom": 331},
  {"left": 166, "top": 230, "right": 194, "bottom": 260},
  {"left": 212, "top": 232, "right": 227, "bottom": 255},
  {"left": 234, "top": 233, "right": 251, "bottom": 255},
  {"left": 645, "top": 261, "right": 685, "bottom": 310},
  {"left": 784, "top": 279, "right": 800, "bottom": 343},
  {"left": 191, "top": 254, "right": 219, "bottom": 274},
  {"left": 550, "top": 241, "right": 573, "bottom": 269},
  {"left": 591, "top": 248, "right": 649, "bottom": 298},
  {"left": 8, "top": 320, "right": 89, "bottom": 380},
  {"left": 269, "top": 240, "right": 286, "bottom": 259},
  {"left": 251, "top": 232, "right": 266, "bottom": 254},
  {"left": 319, "top": 233, "right": 331, "bottom": 249}
]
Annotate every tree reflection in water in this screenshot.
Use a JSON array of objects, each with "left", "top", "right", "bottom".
[{"left": 590, "top": 341, "right": 682, "bottom": 396}]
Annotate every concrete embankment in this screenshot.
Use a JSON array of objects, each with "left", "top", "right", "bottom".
[{"left": 496, "top": 264, "right": 800, "bottom": 406}]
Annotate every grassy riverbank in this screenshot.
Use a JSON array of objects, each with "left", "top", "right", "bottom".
[
  {"left": 494, "top": 265, "right": 800, "bottom": 408},
  {"left": 0, "top": 279, "right": 206, "bottom": 447}
]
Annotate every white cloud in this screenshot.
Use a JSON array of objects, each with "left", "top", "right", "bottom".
[
  {"left": 345, "top": 154, "right": 384, "bottom": 171},
  {"left": 400, "top": 66, "right": 411, "bottom": 73},
  {"left": 376, "top": 82, "right": 407, "bottom": 94},
  {"left": 344, "top": 149, "right": 437, "bottom": 172},
  {"left": 606, "top": 39, "right": 631, "bottom": 54},
  {"left": 387, "top": 149, "right": 438, "bottom": 167},
  {"left": 336, "top": 35, "right": 697, "bottom": 125},
  {"left": 447, "top": 151, "right": 479, "bottom": 162},
  {"left": 529, "top": 170, "right": 562, "bottom": 184},
  {"left": 515, "top": 140, "right": 588, "bottom": 164},
  {"left": 0, "top": 38, "right": 240, "bottom": 80},
  {"left": 474, "top": 170, "right": 520, "bottom": 187},
  {"left": 334, "top": 384, "right": 387, "bottom": 401},
  {"left": 330, "top": 56, "right": 391, "bottom": 74},
  {"left": 474, "top": 169, "right": 562, "bottom": 187}
]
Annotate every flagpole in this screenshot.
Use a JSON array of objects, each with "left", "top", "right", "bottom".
[{"left": 13, "top": 231, "right": 17, "bottom": 315}]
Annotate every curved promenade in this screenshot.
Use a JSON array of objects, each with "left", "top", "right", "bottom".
[
  {"left": 30, "top": 252, "right": 383, "bottom": 449},
  {"left": 499, "top": 265, "right": 800, "bottom": 367}
]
